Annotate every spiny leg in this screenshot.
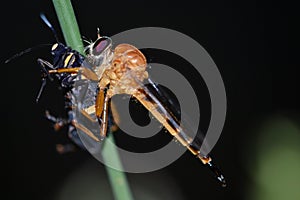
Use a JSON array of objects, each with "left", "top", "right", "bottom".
[
  {"left": 66, "top": 106, "right": 100, "bottom": 142},
  {"left": 109, "top": 102, "right": 120, "bottom": 132},
  {"left": 71, "top": 120, "right": 100, "bottom": 142},
  {"left": 101, "top": 95, "right": 110, "bottom": 139},
  {"left": 81, "top": 102, "right": 119, "bottom": 133},
  {"left": 95, "top": 87, "right": 111, "bottom": 140},
  {"left": 79, "top": 106, "right": 98, "bottom": 123},
  {"left": 48, "top": 67, "right": 98, "bottom": 81}
]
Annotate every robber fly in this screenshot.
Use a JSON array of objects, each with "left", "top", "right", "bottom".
[{"left": 79, "top": 31, "right": 227, "bottom": 187}]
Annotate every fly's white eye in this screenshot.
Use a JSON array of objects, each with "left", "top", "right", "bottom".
[
  {"left": 51, "top": 43, "right": 58, "bottom": 51},
  {"left": 92, "top": 37, "right": 112, "bottom": 56}
]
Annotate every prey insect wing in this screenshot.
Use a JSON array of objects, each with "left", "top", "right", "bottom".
[
  {"left": 71, "top": 62, "right": 118, "bottom": 141},
  {"left": 41, "top": 58, "right": 102, "bottom": 152}
]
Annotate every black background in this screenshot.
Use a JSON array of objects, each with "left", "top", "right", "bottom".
[{"left": 1, "top": 0, "right": 299, "bottom": 199}]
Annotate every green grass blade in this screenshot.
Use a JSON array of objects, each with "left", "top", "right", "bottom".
[
  {"left": 52, "top": 0, "right": 84, "bottom": 54},
  {"left": 102, "top": 136, "right": 135, "bottom": 200},
  {"left": 52, "top": 0, "right": 134, "bottom": 199}
]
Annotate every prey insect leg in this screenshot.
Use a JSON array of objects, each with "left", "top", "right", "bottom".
[
  {"left": 45, "top": 110, "right": 69, "bottom": 131},
  {"left": 37, "top": 58, "right": 55, "bottom": 70},
  {"left": 46, "top": 109, "right": 100, "bottom": 142},
  {"left": 36, "top": 58, "right": 55, "bottom": 102},
  {"left": 44, "top": 110, "right": 78, "bottom": 153}
]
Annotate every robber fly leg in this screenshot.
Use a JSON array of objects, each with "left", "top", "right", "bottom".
[
  {"left": 100, "top": 95, "right": 110, "bottom": 139},
  {"left": 95, "top": 87, "right": 111, "bottom": 140},
  {"left": 109, "top": 102, "right": 119, "bottom": 132},
  {"left": 48, "top": 67, "right": 98, "bottom": 81}
]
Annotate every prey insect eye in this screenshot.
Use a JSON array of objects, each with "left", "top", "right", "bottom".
[
  {"left": 92, "top": 37, "right": 112, "bottom": 56},
  {"left": 51, "top": 43, "right": 67, "bottom": 56}
]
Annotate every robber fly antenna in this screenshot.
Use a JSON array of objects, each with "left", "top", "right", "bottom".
[
  {"left": 97, "top": 28, "right": 101, "bottom": 38},
  {"left": 40, "top": 13, "right": 59, "bottom": 42}
]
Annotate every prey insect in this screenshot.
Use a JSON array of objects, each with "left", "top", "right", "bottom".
[
  {"left": 36, "top": 15, "right": 107, "bottom": 153},
  {"left": 6, "top": 14, "right": 113, "bottom": 153}
]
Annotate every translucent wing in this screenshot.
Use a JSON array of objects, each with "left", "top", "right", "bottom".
[
  {"left": 70, "top": 60, "right": 105, "bottom": 149},
  {"left": 128, "top": 70, "right": 226, "bottom": 186}
]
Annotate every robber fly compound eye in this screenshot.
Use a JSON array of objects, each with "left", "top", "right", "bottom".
[
  {"left": 85, "top": 36, "right": 113, "bottom": 67},
  {"left": 92, "top": 37, "right": 112, "bottom": 56}
]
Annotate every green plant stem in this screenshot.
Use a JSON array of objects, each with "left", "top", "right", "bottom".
[
  {"left": 52, "top": 0, "right": 134, "bottom": 199},
  {"left": 52, "top": 0, "right": 84, "bottom": 54},
  {"left": 102, "top": 136, "right": 134, "bottom": 200}
]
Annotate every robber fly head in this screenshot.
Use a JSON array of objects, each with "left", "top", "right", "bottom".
[{"left": 85, "top": 29, "right": 113, "bottom": 66}]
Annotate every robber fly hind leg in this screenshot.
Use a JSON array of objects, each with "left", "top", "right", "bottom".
[{"left": 95, "top": 86, "right": 111, "bottom": 140}]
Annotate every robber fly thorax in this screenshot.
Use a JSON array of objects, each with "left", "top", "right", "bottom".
[{"left": 85, "top": 35, "right": 148, "bottom": 96}]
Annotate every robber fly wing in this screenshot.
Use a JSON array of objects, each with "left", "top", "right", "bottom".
[{"left": 126, "top": 68, "right": 226, "bottom": 186}]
